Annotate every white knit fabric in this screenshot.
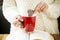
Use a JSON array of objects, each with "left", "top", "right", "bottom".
[
  {"left": 3, "top": 0, "right": 60, "bottom": 34},
  {"left": 2, "top": 0, "right": 60, "bottom": 40},
  {"left": 6, "top": 31, "right": 54, "bottom": 40}
]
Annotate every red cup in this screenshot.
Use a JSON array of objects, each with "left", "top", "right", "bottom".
[{"left": 22, "top": 16, "right": 36, "bottom": 32}]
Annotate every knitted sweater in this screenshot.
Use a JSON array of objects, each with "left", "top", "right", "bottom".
[{"left": 3, "top": 0, "right": 60, "bottom": 34}]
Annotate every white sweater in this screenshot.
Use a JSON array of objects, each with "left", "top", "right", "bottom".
[
  {"left": 5, "top": 30, "right": 54, "bottom": 40},
  {"left": 3, "top": 0, "right": 60, "bottom": 34}
]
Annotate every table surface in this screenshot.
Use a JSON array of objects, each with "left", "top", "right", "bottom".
[{"left": 51, "top": 34, "right": 60, "bottom": 40}]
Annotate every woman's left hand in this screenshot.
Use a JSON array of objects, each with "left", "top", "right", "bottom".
[
  {"left": 12, "top": 15, "right": 24, "bottom": 28},
  {"left": 34, "top": 1, "right": 48, "bottom": 13}
]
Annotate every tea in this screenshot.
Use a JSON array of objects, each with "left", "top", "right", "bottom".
[{"left": 22, "top": 16, "right": 36, "bottom": 32}]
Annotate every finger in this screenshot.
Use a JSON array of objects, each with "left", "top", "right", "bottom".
[
  {"left": 40, "top": 3, "right": 48, "bottom": 12},
  {"left": 15, "top": 15, "right": 23, "bottom": 21},
  {"left": 12, "top": 19, "right": 19, "bottom": 26},
  {"left": 16, "top": 15, "right": 21, "bottom": 19},
  {"left": 40, "top": 3, "right": 46, "bottom": 11},
  {"left": 15, "top": 16, "right": 23, "bottom": 23},
  {"left": 16, "top": 22, "right": 23, "bottom": 27},
  {"left": 13, "top": 19, "right": 23, "bottom": 28},
  {"left": 37, "top": 2, "right": 45, "bottom": 12},
  {"left": 34, "top": 1, "right": 43, "bottom": 12}
]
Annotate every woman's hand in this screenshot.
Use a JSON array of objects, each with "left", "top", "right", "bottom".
[
  {"left": 34, "top": 1, "right": 48, "bottom": 13},
  {"left": 12, "top": 15, "right": 24, "bottom": 28}
]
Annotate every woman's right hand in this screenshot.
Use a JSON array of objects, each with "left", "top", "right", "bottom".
[
  {"left": 34, "top": 1, "right": 48, "bottom": 13},
  {"left": 12, "top": 15, "right": 24, "bottom": 28}
]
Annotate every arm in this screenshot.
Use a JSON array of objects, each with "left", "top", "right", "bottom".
[
  {"left": 2, "top": 0, "right": 22, "bottom": 33},
  {"left": 34, "top": 1, "right": 60, "bottom": 19},
  {"left": 2, "top": 0, "right": 20, "bottom": 23},
  {"left": 44, "top": 7, "right": 60, "bottom": 19}
]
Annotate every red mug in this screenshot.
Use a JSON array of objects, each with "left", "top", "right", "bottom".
[{"left": 22, "top": 16, "right": 36, "bottom": 32}]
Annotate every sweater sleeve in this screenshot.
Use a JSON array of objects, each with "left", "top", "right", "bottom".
[
  {"left": 2, "top": 0, "right": 22, "bottom": 34},
  {"left": 45, "top": 3, "right": 60, "bottom": 19},
  {"left": 2, "top": 0, "right": 20, "bottom": 23}
]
